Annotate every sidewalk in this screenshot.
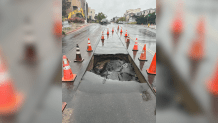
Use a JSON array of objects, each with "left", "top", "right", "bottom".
[{"left": 62, "top": 23, "right": 91, "bottom": 36}]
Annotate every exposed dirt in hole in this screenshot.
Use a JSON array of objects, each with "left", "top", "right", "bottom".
[{"left": 90, "top": 59, "right": 139, "bottom": 82}]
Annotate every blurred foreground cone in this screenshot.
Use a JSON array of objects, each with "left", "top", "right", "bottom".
[
  {"left": 125, "top": 30, "right": 128, "bottom": 37},
  {"left": 101, "top": 31, "right": 104, "bottom": 40},
  {"left": 138, "top": 44, "right": 147, "bottom": 61},
  {"left": 206, "top": 62, "right": 218, "bottom": 116},
  {"left": 197, "top": 16, "right": 205, "bottom": 36},
  {"left": 120, "top": 28, "right": 123, "bottom": 33},
  {"left": 146, "top": 53, "right": 156, "bottom": 75},
  {"left": 0, "top": 49, "right": 7, "bottom": 72},
  {"left": 107, "top": 28, "right": 109, "bottom": 35},
  {"left": 112, "top": 27, "right": 114, "bottom": 32},
  {"left": 74, "top": 44, "right": 84, "bottom": 62},
  {"left": 62, "top": 55, "right": 77, "bottom": 81},
  {"left": 53, "top": 0, "right": 62, "bottom": 38},
  {"left": 24, "top": 33, "right": 37, "bottom": 63},
  {"left": 87, "top": 38, "right": 93, "bottom": 52},
  {"left": 0, "top": 51, "right": 24, "bottom": 115},
  {"left": 171, "top": 14, "right": 183, "bottom": 49},
  {"left": 132, "top": 38, "right": 138, "bottom": 51},
  {"left": 188, "top": 37, "right": 204, "bottom": 61}
]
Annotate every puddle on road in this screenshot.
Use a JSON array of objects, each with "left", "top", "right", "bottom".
[{"left": 88, "top": 55, "right": 140, "bottom": 82}]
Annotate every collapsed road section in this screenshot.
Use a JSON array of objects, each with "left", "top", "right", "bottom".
[{"left": 62, "top": 24, "right": 156, "bottom": 123}]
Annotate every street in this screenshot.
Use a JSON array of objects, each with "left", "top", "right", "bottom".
[{"left": 62, "top": 23, "right": 156, "bottom": 123}]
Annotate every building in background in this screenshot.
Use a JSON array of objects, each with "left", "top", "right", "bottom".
[
  {"left": 88, "top": 7, "right": 95, "bottom": 21},
  {"left": 112, "top": 16, "right": 121, "bottom": 22},
  {"left": 123, "top": 8, "right": 141, "bottom": 22}
]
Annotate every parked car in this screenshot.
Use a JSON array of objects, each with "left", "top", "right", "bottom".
[{"left": 100, "top": 19, "right": 109, "bottom": 25}]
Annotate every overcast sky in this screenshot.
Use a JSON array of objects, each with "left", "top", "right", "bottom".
[{"left": 86, "top": 0, "right": 156, "bottom": 20}]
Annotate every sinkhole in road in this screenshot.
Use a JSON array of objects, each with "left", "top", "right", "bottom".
[{"left": 86, "top": 54, "right": 140, "bottom": 82}]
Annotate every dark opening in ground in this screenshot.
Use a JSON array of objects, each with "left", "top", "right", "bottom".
[{"left": 89, "top": 55, "right": 139, "bottom": 82}]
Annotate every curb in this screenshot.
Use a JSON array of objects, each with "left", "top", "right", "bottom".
[{"left": 65, "top": 24, "right": 91, "bottom": 35}]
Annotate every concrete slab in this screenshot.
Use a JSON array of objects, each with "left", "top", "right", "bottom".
[{"left": 63, "top": 71, "right": 156, "bottom": 123}]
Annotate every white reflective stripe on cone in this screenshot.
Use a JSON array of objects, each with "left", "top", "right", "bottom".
[
  {"left": 63, "top": 65, "right": 71, "bottom": 70},
  {"left": 76, "top": 52, "right": 80, "bottom": 54},
  {"left": 63, "top": 59, "right": 68, "bottom": 64},
  {"left": 0, "top": 72, "right": 9, "bottom": 83}
]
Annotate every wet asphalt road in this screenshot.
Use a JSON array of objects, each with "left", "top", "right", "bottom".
[{"left": 62, "top": 23, "right": 156, "bottom": 123}]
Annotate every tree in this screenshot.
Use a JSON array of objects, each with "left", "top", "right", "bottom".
[
  {"left": 135, "top": 12, "right": 156, "bottom": 24},
  {"left": 116, "top": 17, "right": 126, "bottom": 23},
  {"left": 62, "top": 0, "right": 71, "bottom": 17},
  {"left": 95, "top": 12, "right": 107, "bottom": 22}
]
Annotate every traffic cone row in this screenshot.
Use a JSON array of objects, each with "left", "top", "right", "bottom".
[
  {"left": 127, "top": 36, "right": 156, "bottom": 75},
  {"left": 0, "top": 49, "right": 24, "bottom": 115},
  {"left": 188, "top": 17, "right": 205, "bottom": 61}
]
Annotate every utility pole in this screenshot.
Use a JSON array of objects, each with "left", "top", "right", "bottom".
[{"left": 85, "top": 0, "right": 87, "bottom": 24}]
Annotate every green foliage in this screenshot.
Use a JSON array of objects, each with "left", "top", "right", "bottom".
[
  {"left": 116, "top": 17, "right": 126, "bottom": 23},
  {"left": 62, "top": 0, "right": 71, "bottom": 17},
  {"left": 95, "top": 12, "right": 107, "bottom": 22},
  {"left": 128, "top": 22, "right": 137, "bottom": 24},
  {"left": 135, "top": 12, "right": 156, "bottom": 24},
  {"left": 62, "top": 31, "right": 66, "bottom": 35}
]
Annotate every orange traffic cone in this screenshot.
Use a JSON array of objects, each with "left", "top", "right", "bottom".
[
  {"left": 171, "top": 16, "right": 183, "bottom": 38},
  {"left": 138, "top": 44, "right": 147, "bottom": 61},
  {"left": 207, "top": 62, "right": 218, "bottom": 95},
  {"left": 132, "top": 38, "right": 138, "bottom": 51},
  {"left": 112, "top": 27, "right": 114, "bottom": 32},
  {"left": 117, "top": 25, "right": 119, "bottom": 30},
  {"left": 0, "top": 51, "right": 24, "bottom": 115},
  {"left": 207, "top": 61, "right": 218, "bottom": 116},
  {"left": 120, "top": 28, "right": 123, "bottom": 33},
  {"left": 62, "top": 55, "right": 77, "bottom": 81},
  {"left": 188, "top": 37, "right": 204, "bottom": 61},
  {"left": 87, "top": 38, "right": 93, "bottom": 52},
  {"left": 107, "top": 28, "right": 109, "bottom": 35},
  {"left": 101, "top": 31, "right": 104, "bottom": 40},
  {"left": 74, "top": 44, "right": 84, "bottom": 62},
  {"left": 126, "top": 35, "right": 130, "bottom": 42},
  {"left": 146, "top": 53, "right": 156, "bottom": 75},
  {"left": 125, "top": 30, "right": 128, "bottom": 37}
]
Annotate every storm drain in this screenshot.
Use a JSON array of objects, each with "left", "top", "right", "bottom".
[{"left": 88, "top": 54, "right": 139, "bottom": 82}]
